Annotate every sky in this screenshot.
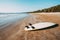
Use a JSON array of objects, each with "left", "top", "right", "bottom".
[{"left": 0, "top": 0, "right": 60, "bottom": 13}]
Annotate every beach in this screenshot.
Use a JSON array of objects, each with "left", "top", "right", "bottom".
[{"left": 0, "top": 12, "right": 60, "bottom": 40}]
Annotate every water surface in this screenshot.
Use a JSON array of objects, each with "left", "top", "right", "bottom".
[{"left": 0, "top": 13, "right": 29, "bottom": 29}]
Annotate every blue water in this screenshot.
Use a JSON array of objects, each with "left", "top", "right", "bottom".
[{"left": 0, "top": 13, "right": 29, "bottom": 29}]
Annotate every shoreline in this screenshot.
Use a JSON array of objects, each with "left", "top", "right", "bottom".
[{"left": 0, "top": 13, "right": 60, "bottom": 40}]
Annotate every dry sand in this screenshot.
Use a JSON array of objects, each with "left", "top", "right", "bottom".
[{"left": 0, "top": 13, "right": 60, "bottom": 40}]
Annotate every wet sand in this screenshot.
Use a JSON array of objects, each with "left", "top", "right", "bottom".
[{"left": 0, "top": 13, "right": 60, "bottom": 40}]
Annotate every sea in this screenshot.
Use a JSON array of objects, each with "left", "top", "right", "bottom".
[{"left": 0, "top": 13, "right": 29, "bottom": 29}]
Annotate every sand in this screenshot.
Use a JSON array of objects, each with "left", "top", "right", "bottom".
[{"left": 0, "top": 12, "right": 60, "bottom": 40}]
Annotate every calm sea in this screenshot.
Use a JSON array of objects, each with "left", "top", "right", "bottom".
[{"left": 0, "top": 13, "right": 29, "bottom": 29}]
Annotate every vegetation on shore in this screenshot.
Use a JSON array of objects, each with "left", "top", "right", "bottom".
[{"left": 28, "top": 5, "right": 60, "bottom": 13}]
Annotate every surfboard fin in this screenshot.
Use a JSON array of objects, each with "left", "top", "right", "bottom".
[
  {"left": 25, "top": 26, "right": 29, "bottom": 29},
  {"left": 29, "top": 23, "right": 35, "bottom": 29},
  {"left": 31, "top": 26, "right": 35, "bottom": 29},
  {"left": 29, "top": 23, "right": 32, "bottom": 26}
]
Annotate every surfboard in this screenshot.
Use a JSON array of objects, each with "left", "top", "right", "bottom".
[{"left": 24, "top": 22, "right": 57, "bottom": 31}]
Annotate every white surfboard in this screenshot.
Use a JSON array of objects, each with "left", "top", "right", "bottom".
[{"left": 24, "top": 22, "right": 57, "bottom": 31}]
